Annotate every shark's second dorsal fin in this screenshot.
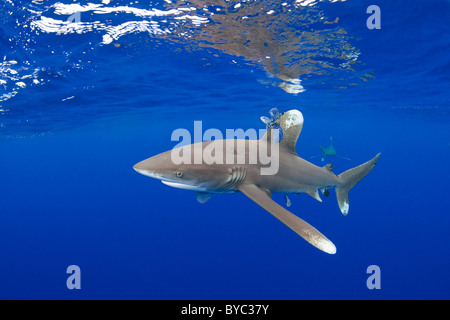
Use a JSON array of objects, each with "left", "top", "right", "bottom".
[{"left": 261, "top": 110, "right": 304, "bottom": 155}]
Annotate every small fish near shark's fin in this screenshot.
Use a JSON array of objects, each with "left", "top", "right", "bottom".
[
  {"left": 320, "top": 188, "right": 330, "bottom": 197},
  {"left": 237, "top": 184, "right": 336, "bottom": 254},
  {"left": 260, "top": 116, "right": 272, "bottom": 128},
  {"left": 261, "top": 110, "right": 303, "bottom": 156},
  {"left": 196, "top": 192, "right": 213, "bottom": 204}
]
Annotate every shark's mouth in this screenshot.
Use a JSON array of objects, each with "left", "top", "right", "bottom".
[
  {"left": 161, "top": 180, "right": 206, "bottom": 192},
  {"left": 133, "top": 167, "right": 207, "bottom": 191},
  {"left": 133, "top": 168, "right": 160, "bottom": 179}
]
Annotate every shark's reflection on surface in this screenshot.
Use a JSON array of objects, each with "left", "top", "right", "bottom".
[{"left": 163, "top": 0, "right": 371, "bottom": 93}]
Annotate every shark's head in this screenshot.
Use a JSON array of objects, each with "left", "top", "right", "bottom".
[{"left": 133, "top": 148, "right": 230, "bottom": 192}]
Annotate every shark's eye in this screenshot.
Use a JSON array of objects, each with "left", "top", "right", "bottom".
[{"left": 175, "top": 169, "right": 183, "bottom": 177}]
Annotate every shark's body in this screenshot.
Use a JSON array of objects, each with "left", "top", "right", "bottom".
[{"left": 134, "top": 110, "right": 380, "bottom": 254}]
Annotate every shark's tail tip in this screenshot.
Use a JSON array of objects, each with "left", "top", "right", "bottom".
[{"left": 370, "top": 153, "right": 381, "bottom": 168}]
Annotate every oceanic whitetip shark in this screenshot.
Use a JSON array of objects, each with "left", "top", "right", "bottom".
[
  {"left": 311, "top": 137, "right": 351, "bottom": 162},
  {"left": 133, "top": 110, "right": 380, "bottom": 254}
]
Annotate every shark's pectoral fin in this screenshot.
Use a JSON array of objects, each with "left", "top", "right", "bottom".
[
  {"left": 196, "top": 192, "right": 213, "bottom": 204},
  {"left": 237, "top": 184, "right": 336, "bottom": 254}
]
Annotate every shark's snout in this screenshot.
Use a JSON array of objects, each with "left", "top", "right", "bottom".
[
  {"left": 133, "top": 161, "right": 159, "bottom": 179},
  {"left": 133, "top": 165, "right": 148, "bottom": 175},
  {"left": 133, "top": 152, "right": 176, "bottom": 181}
]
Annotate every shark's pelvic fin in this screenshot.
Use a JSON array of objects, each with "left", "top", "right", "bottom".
[
  {"left": 196, "top": 192, "right": 213, "bottom": 204},
  {"left": 336, "top": 153, "right": 381, "bottom": 215},
  {"left": 237, "top": 184, "right": 336, "bottom": 254},
  {"left": 284, "top": 194, "right": 292, "bottom": 207}
]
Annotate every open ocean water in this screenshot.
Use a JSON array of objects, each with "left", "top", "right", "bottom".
[{"left": 0, "top": 0, "right": 449, "bottom": 300}]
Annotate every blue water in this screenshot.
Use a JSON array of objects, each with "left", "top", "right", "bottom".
[{"left": 0, "top": 0, "right": 449, "bottom": 299}]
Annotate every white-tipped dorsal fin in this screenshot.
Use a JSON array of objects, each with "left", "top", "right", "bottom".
[{"left": 261, "top": 110, "right": 304, "bottom": 155}]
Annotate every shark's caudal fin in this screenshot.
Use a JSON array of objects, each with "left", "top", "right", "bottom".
[{"left": 336, "top": 153, "right": 381, "bottom": 215}]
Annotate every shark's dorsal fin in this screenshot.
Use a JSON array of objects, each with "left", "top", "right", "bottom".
[
  {"left": 323, "top": 163, "right": 333, "bottom": 172},
  {"left": 261, "top": 110, "right": 303, "bottom": 155},
  {"left": 237, "top": 184, "right": 336, "bottom": 254}
]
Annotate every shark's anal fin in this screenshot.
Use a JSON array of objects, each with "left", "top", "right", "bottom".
[
  {"left": 196, "top": 192, "right": 213, "bottom": 204},
  {"left": 306, "top": 189, "right": 322, "bottom": 202},
  {"left": 237, "top": 184, "right": 336, "bottom": 254}
]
